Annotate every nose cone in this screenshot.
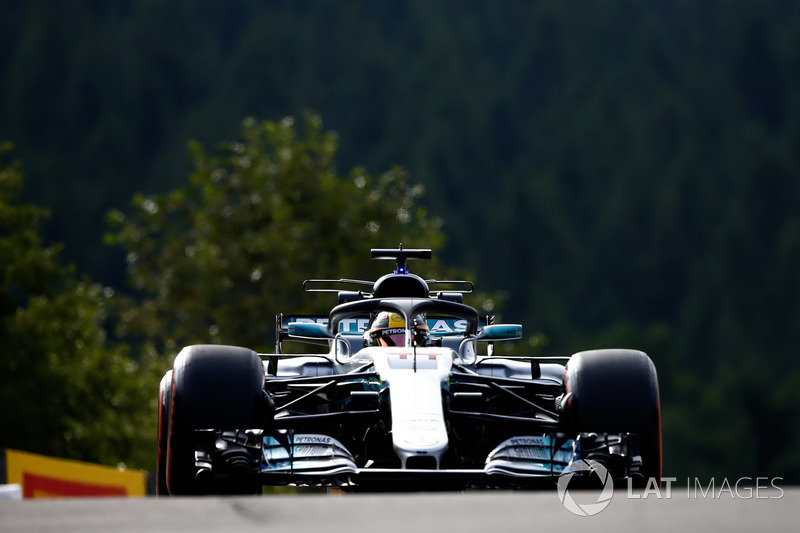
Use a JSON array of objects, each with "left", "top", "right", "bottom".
[{"left": 368, "top": 347, "right": 454, "bottom": 469}]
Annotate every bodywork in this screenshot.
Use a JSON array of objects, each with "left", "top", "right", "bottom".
[{"left": 166, "top": 248, "right": 656, "bottom": 492}]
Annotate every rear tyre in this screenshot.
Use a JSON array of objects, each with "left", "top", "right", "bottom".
[
  {"left": 166, "top": 345, "right": 266, "bottom": 495},
  {"left": 564, "top": 349, "right": 662, "bottom": 483}
]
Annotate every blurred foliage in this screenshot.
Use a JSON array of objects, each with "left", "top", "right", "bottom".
[
  {"left": 0, "top": 146, "right": 158, "bottom": 469},
  {"left": 2, "top": 1, "right": 800, "bottom": 481},
  {"left": 106, "top": 114, "right": 483, "bottom": 357}
]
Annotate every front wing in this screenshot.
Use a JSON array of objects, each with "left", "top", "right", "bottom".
[{"left": 200, "top": 429, "right": 642, "bottom": 490}]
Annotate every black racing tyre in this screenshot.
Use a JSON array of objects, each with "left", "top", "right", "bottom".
[
  {"left": 156, "top": 370, "right": 173, "bottom": 496},
  {"left": 166, "top": 345, "right": 266, "bottom": 495},
  {"left": 564, "top": 349, "right": 662, "bottom": 483}
]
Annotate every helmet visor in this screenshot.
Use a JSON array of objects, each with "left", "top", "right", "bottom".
[{"left": 373, "top": 327, "right": 406, "bottom": 347}]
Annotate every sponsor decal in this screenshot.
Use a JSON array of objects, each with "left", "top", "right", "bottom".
[
  {"left": 508, "top": 436, "right": 548, "bottom": 447},
  {"left": 261, "top": 434, "right": 357, "bottom": 473},
  {"left": 5, "top": 449, "right": 146, "bottom": 498},
  {"left": 428, "top": 319, "right": 469, "bottom": 334},
  {"left": 287, "top": 317, "right": 471, "bottom": 335},
  {"left": 293, "top": 435, "right": 333, "bottom": 445}
]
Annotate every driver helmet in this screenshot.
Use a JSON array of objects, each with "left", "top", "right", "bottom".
[{"left": 365, "top": 312, "right": 429, "bottom": 347}]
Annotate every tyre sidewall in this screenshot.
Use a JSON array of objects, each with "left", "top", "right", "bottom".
[{"left": 156, "top": 370, "right": 172, "bottom": 496}]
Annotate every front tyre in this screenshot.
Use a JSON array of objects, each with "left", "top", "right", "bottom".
[
  {"left": 564, "top": 349, "right": 662, "bottom": 483},
  {"left": 166, "top": 345, "right": 266, "bottom": 495}
]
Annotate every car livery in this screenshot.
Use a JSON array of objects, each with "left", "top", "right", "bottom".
[{"left": 157, "top": 247, "right": 662, "bottom": 494}]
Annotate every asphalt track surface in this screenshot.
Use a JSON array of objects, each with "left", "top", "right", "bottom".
[{"left": 1, "top": 488, "right": 796, "bottom": 532}]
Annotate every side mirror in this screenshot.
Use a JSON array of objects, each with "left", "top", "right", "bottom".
[
  {"left": 476, "top": 324, "right": 522, "bottom": 341},
  {"left": 287, "top": 322, "right": 335, "bottom": 339}
]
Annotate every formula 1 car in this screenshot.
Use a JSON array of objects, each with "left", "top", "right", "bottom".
[{"left": 156, "top": 247, "right": 661, "bottom": 495}]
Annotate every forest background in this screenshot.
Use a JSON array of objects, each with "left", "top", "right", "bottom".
[{"left": 2, "top": 0, "right": 799, "bottom": 483}]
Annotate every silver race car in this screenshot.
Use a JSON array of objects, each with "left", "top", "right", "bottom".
[{"left": 157, "top": 247, "right": 662, "bottom": 494}]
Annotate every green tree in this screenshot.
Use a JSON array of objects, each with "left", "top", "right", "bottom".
[
  {"left": 107, "top": 114, "right": 472, "bottom": 358},
  {"left": 0, "top": 145, "right": 156, "bottom": 469}
]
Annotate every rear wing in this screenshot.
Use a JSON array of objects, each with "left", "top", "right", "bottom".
[{"left": 302, "top": 280, "right": 474, "bottom": 301}]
